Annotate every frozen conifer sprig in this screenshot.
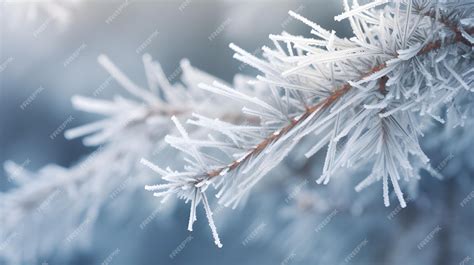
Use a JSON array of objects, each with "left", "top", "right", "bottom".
[
  {"left": 145, "top": 0, "right": 473, "bottom": 247},
  {"left": 65, "top": 54, "right": 214, "bottom": 145},
  {"left": 0, "top": 54, "right": 255, "bottom": 261},
  {"left": 64, "top": 53, "right": 258, "bottom": 145}
]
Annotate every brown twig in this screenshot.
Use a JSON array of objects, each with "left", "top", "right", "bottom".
[
  {"left": 379, "top": 76, "right": 389, "bottom": 95},
  {"left": 422, "top": 9, "right": 474, "bottom": 48}
]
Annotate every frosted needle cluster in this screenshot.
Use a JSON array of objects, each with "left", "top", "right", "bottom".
[{"left": 144, "top": 0, "right": 473, "bottom": 247}]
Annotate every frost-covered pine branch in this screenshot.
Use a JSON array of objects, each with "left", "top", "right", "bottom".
[
  {"left": 1, "top": 0, "right": 472, "bottom": 259},
  {"left": 0, "top": 54, "right": 259, "bottom": 263},
  {"left": 144, "top": 0, "right": 473, "bottom": 247}
]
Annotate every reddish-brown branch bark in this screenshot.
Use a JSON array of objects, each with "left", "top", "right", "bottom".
[
  {"left": 379, "top": 76, "right": 389, "bottom": 94},
  {"left": 423, "top": 9, "right": 474, "bottom": 46}
]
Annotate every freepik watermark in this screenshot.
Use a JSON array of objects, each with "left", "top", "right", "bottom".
[
  {"left": 0, "top": 232, "right": 20, "bottom": 251},
  {"left": 417, "top": 225, "right": 441, "bottom": 250},
  {"left": 208, "top": 18, "right": 232, "bottom": 41},
  {"left": 105, "top": 0, "right": 133, "bottom": 24},
  {"left": 281, "top": 5, "right": 305, "bottom": 28},
  {"left": 344, "top": 239, "right": 368, "bottom": 263},
  {"left": 136, "top": 30, "right": 159, "bottom": 54},
  {"left": 101, "top": 248, "right": 120, "bottom": 265},
  {"left": 285, "top": 179, "right": 308, "bottom": 203},
  {"left": 36, "top": 189, "right": 63, "bottom": 215},
  {"left": 20, "top": 86, "right": 45, "bottom": 110},
  {"left": 281, "top": 250, "right": 297, "bottom": 265},
  {"left": 64, "top": 217, "right": 92, "bottom": 244},
  {"left": 0, "top": 57, "right": 14, "bottom": 73},
  {"left": 93, "top": 76, "right": 114, "bottom": 97},
  {"left": 169, "top": 235, "right": 193, "bottom": 259},
  {"left": 6, "top": 158, "right": 31, "bottom": 183},
  {"left": 50, "top": 115, "right": 75, "bottom": 140},
  {"left": 242, "top": 221, "right": 266, "bottom": 246},
  {"left": 387, "top": 196, "right": 413, "bottom": 220},
  {"left": 64, "top": 43, "right": 87, "bottom": 67},
  {"left": 315, "top": 209, "right": 338, "bottom": 232},
  {"left": 139, "top": 205, "right": 162, "bottom": 230},
  {"left": 459, "top": 256, "right": 472, "bottom": 265},
  {"left": 33, "top": 17, "right": 53, "bottom": 38},
  {"left": 109, "top": 177, "right": 132, "bottom": 200},
  {"left": 460, "top": 190, "right": 474, "bottom": 208},
  {"left": 178, "top": 0, "right": 192, "bottom": 12}
]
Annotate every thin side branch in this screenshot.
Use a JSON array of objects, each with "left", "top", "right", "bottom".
[{"left": 422, "top": 9, "right": 474, "bottom": 46}]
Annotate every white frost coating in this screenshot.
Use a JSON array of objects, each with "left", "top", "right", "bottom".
[
  {"left": 397, "top": 43, "right": 423, "bottom": 61},
  {"left": 334, "top": 0, "right": 389, "bottom": 21},
  {"left": 140, "top": 158, "right": 168, "bottom": 176},
  {"left": 288, "top": 11, "right": 332, "bottom": 39},
  {"left": 98, "top": 55, "right": 158, "bottom": 105},
  {"left": 202, "top": 193, "right": 223, "bottom": 248},
  {"left": 188, "top": 189, "right": 198, "bottom": 231}
]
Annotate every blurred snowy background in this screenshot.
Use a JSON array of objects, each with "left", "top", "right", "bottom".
[
  {"left": 1, "top": 1, "right": 473, "bottom": 265},
  {"left": 0, "top": 0, "right": 348, "bottom": 185}
]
